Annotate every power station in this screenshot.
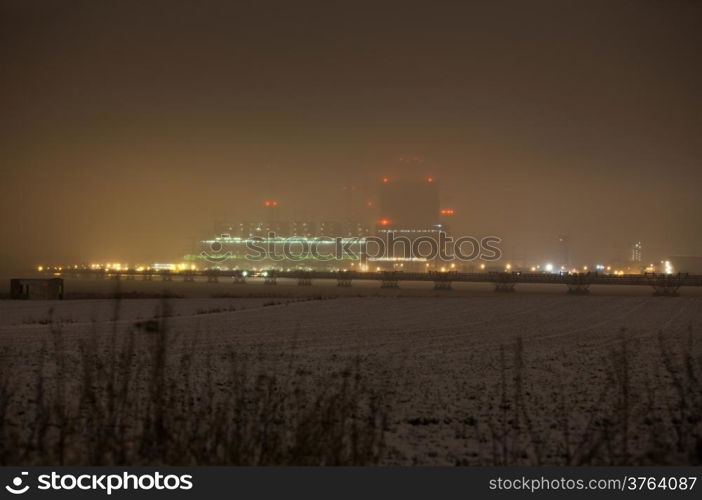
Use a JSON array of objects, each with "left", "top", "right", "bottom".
[{"left": 193, "top": 175, "right": 456, "bottom": 271}]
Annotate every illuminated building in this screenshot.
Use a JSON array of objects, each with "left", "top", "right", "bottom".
[
  {"left": 197, "top": 179, "right": 452, "bottom": 270},
  {"left": 201, "top": 197, "right": 371, "bottom": 269},
  {"left": 191, "top": 234, "right": 367, "bottom": 271},
  {"left": 631, "top": 241, "right": 642, "bottom": 262}
]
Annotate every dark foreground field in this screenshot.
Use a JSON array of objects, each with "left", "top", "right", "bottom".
[{"left": 0, "top": 282, "right": 700, "bottom": 465}]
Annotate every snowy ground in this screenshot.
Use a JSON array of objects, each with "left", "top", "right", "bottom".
[{"left": 1, "top": 280, "right": 701, "bottom": 464}]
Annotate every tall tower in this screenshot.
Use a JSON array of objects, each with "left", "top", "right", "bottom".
[
  {"left": 631, "top": 241, "right": 642, "bottom": 262},
  {"left": 262, "top": 199, "right": 281, "bottom": 222},
  {"left": 375, "top": 175, "right": 442, "bottom": 268},
  {"left": 378, "top": 177, "right": 439, "bottom": 229},
  {"left": 558, "top": 234, "right": 570, "bottom": 269}
]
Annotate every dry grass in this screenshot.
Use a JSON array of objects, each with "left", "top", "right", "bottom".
[
  {"left": 472, "top": 328, "right": 702, "bottom": 465},
  {"left": 0, "top": 300, "right": 387, "bottom": 465}
]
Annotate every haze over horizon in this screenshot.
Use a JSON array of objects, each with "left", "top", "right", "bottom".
[{"left": 2, "top": 0, "right": 701, "bottom": 273}]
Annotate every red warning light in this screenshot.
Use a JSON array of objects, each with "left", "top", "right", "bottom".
[
  {"left": 440, "top": 209, "right": 455, "bottom": 215},
  {"left": 264, "top": 200, "right": 279, "bottom": 207},
  {"left": 426, "top": 177, "right": 434, "bottom": 183},
  {"left": 367, "top": 201, "right": 374, "bottom": 207},
  {"left": 382, "top": 177, "right": 390, "bottom": 183},
  {"left": 379, "top": 218, "right": 391, "bottom": 226}
]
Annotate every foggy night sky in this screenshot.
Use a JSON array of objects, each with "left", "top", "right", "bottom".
[{"left": 1, "top": 0, "right": 701, "bottom": 272}]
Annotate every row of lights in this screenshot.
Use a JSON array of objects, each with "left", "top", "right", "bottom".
[
  {"left": 38, "top": 263, "right": 199, "bottom": 273},
  {"left": 37, "top": 259, "right": 676, "bottom": 275}
]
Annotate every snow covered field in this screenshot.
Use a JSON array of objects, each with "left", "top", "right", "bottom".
[{"left": 1, "top": 282, "right": 701, "bottom": 464}]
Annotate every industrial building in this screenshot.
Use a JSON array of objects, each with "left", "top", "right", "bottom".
[
  {"left": 372, "top": 176, "right": 453, "bottom": 270},
  {"left": 378, "top": 177, "right": 440, "bottom": 229},
  {"left": 195, "top": 176, "right": 453, "bottom": 271}
]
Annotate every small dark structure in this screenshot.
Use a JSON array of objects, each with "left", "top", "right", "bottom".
[
  {"left": 10, "top": 278, "right": 64, "bottom": 300},
  {"left": 380, "top": 271, "right": 400, "bottom": 289}
]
